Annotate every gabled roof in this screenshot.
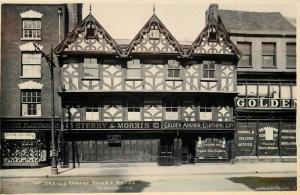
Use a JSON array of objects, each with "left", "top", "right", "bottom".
[
  {"left": 123, "top": 13, "right": 186, "bottom": 57},
  {"left": 218, "top": 10, "right": 296, "bottom": 35},
  {"left": 54, "top": 13, "right": 123, "bottom": 56},
  {"left": 188, "top": 5, "right": 241, "bottom": 57}
]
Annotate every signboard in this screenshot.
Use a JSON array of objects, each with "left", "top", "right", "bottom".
[
  {"left": 257, "top": 123, "right": 279, "bottom": 156},
  {"left": 4, "top": 132, "right": 36, "bottom": 140},
  {"left": 63, "top": 121, "right": 235, "bottom": 130},
  {"left": 107, "top": 134, "right": 121, "bottom": 143},
  {"left": 195, "top": 137, "right": 228, "bottom": 160},
  {"left": 280, "top": 122, "right": 296, "bottom": 156},
  {"left": 3, "top": 121, "right": 60, "bottom": 130},
  {"left": 236, "top": 122, "right": 256, "bottom": 156},
  {"left": 235, "top": 98, "right": 296, "bottom": 108}
]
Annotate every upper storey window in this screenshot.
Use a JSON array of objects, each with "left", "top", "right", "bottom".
[
  {"left": 21, "top": 90, "right": 41, "bottom": 117},
  {"left": 20, "top": 10, "right": 43, "bottom": 40},
  {"left": 83, "top": 58, "right": 100, "bottom": 79},
  {"left": 149, "top": 29, "right": 159, "bottom": 40},
  {"left": 208, "top": 26, "right": 217, "bottom": 41},
  {"left": 202, "top": 61, "right": 216, "bottom": 79},
  {"left": 23, "top": 20, "right": 41, "bottom": 40},
  {"left": 22, "top": 52, "right": 41, "bottom": 78},
  {"left": 286, "top": 43, "right": 296, "bottom": 68},
  {"left": 237, "top": 42, "right": 252, "bottom": 66},
  {"left": 85, "top": 22, "right": 96, "bottom": 39},
  {"left": 167, "top": 60, "right": 181, "bottom": 79},
  {"left": 127, "top": 59, "right": 141, "bottom": 79},
  {"left": 262, "top": 43, "right": 276, "bottom": 67}
]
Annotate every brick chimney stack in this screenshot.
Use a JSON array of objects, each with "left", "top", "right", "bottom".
[
  {"left": 205, "top": 4, "right": 219, "bottom": 24},
  {"left": 67, "top": 4, "right": 82, "bottom": 34}
]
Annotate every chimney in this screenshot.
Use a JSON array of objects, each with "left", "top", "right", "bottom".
[
  {"left": 67, "top": 3, "right": 82, "bottom": 34},
  {"left": 206, "top": 4, "right": 219, "bottom": 24}
]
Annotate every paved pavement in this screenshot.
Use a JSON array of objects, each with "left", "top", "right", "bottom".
[{"left": 1, "top": 162, "right": 297, "bottom": 178}]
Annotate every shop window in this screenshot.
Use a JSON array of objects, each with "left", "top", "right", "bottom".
[
  {"left": 202, "top": 61, "right": 215, "bottom": 79},
  {"left": 21, "top": 90, "right": 41, "bottom": 116},
  {"left": 280, "top": 85, "right": 291, "bottom": 99},
  {"left": 23, "top": 19, "right": 41, "bottom": 39},
  {"left": 127, "top": 102, "right": 140, "bottom": 121},
  {"left": 237, "top": 42, "right": 252, "bottom": 66},
  {"left": 286, "top": 43, "right": 296, "bottom": 68},
  {"left": 21, "top": 53, "right": 41, "bottom": 78},
  {"left": 246, "top": 85, "right": 257, "bottom": 97},
  {"left": 199, "top": 103, "right": 212, "bottom": 120},
  {"left": 165, "top": 100, "right": 179, "bottom": 120},
  {"left": 83, "top": 58, "right": 100, "bottom": 79},
  {"left": 127, "top": 59, "right": 141, "bottom": 79},
  {"left": 262, "top": 43, "right": 276, "bottom": 67},
  {"left": 149, "top": 29, "right": 159, "bottom": 40},
  {"left": 86, "top": 105, "right": 99, "bottom": 121},
  {"left": 167, "top": 60, "right": 181, "bottom": 79}
]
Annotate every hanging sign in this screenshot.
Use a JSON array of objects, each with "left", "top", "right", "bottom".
[{"left": 4, "top": 132, "right": 36, "bottom": 140}]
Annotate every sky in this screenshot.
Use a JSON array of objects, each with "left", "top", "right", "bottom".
[{"left": 81, "top": 0, "right": 297, "bottom": 42}]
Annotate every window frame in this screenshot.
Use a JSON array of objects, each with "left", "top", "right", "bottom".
[
  {"left": 82, "top": 58, "right": 100, "bottom": 79},
  {"left": 21, "top": 90, "right": 41, "bottom": 117},
  {"left": 85, "top": 104, "right": 100, "bottom": 121},
  {"left": 21, "top": 52, "right": 42, "bottom": 78},
  {"left": 165, "top": 99, "right": 179, "bottom": 120},
  {"left": 126, "top": 59, "right": 142, "bottom": 80},
  {"left": 237, "top": 42, "right": 252, "bottom": 67},
  {"left": 22, "top": 19, "right": 41, "bottom": 40},
  {"left": 262, "top": 42, "right": 276, "bottom": 68},
  {"left": 166, "top": 60, "right": 182, "bottom": 80},
  {"left": 202, "top": 61, "right": 216, "bottom": 80},
  {"left": 286, "top": 43, "right": 296, "bottom": 68},
  {"left": 199, "top": 102, "right": 213, "bottom": 121},
  {"left": 127, "top": 101, "right": 141, "bottom": 121}
]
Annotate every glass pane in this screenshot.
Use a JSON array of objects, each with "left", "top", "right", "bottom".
[
  {"left": 22, "top": 53, "right": 41, "bottom": 64},
  {"left": 23, "top": 65, "right": 41, "bottom": 77},
  {"left": 281, "top": 85, "right": 291, "bottom": 99},
  {"left": 238, "top": 42, "right": 251, "bottom": 54},
  {"left": 128, "top": 112, "right": 141, "bottom": 121},
  {"left": 262, "top": 43, "right": 276, "bottom": 55},
  {"left": 262, "top": 56, "right": 275, "bottom": 67},
  {"left": 127, "top": 69, "right": 140, "bottom": 78},
  {"left": 173, "top": 70, "right": 180, "bottom": 77},
  {"left": 84, "top": 68, "right": 99, "bottom": 78},
  {"left": 286, "top": 43, "right": 296, "bottom": 55},
  {"left": 237, "top": 85, "right": 246, "bottom": 96},
  {"left": 22, "top": 104, "right": 27, "bottom": 116},
  {"left": 209, "top": 62, "right": 215, "bottom": 69},
  {"left": 270, "top": 85, "right": 280, "bottom": 99},
  {"left": 247, "top": 85, "right": 257, "bottom": 96},
  {"left": 36, "top": 104, "right": 41, "bottom": 116},
  {"left": 286, "top": 56, "right": 296, "bottom": 67},
  {"left": 209, "top": 71, "right": 214, "bottom": 78},
  {"left": 165, "top": 112, "right": 178, "bottom": 120},
  {"left": 203, "top": 71, "right": 208, "bottom": 78},
  {"left": 238, "top": 55, "right": 251, "bottom": 66},
  {"left": 84, "top": 63, "right": 98, "bottom": 69},
  {"left": 292, "top": 85, "right": 296, "bottom": 99},
  {"left": 258, "top": 85, "right": 268, "bottom": 97},
  {"left": 200, "top": 111, "right": 212, "bottom": 120}
]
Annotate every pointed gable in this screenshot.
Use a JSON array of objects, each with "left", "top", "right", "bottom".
[
  {"left": 55, "top": 14, "right": 123, "bottom": 56},
  {"left": 189, "top": 4, "right": 241, "bottom": 57},
  {"left": 124, "top": 14, "right": 185, "bottom": 57}
]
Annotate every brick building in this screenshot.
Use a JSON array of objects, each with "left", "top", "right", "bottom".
[
  {"left": 1, "top": 3, "right": 82, "bottom": 167},
  {"left": 0, "top": 4, "right": 296, "bottom": 167}
]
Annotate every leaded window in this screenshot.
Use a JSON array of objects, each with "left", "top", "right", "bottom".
[
  {"left": 167, "top": 60, "right": 181, "bottom": 79},
  {"left": 202, "top": 61, "right": 215, "bottom": 79}
]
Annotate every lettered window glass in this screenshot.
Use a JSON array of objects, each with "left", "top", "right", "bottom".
[
  {"left": 262, "top": 43, "right": 276, "bottom": 67},
  {"left": 86, "top": 105, "right": 99, "bottom": 121},
  {"left": 165, "top": 100, "right": 179, "bottom": 120},
  {"left": 127, "top": 59, "right": 141, "bottom": 79},
  {"left": 286, "top": 43, "right": 296, "bottom": 68},
  {"left": 167, "top": 60, "right": 181, "bottom": 79},
  {"left": 83, "top": 58, "right": 99, "bottom": 78},
  {"left": 21, "top": 90, "right": 41, "bottom": 116},
  {"left": 127, "top": 102, "right": 140, "bottom": 121},
  {"left": 247, "top": 85, "right": 257, "bottom": 97},
  {"left": 22, "top": 53, "right": 41, "bottom": 78},
  {"left": 237, "top": 42, "right": 252, "bottom": 66},
  {"left": 23, "top": 19, "right": 41, "bottom": 39}
]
